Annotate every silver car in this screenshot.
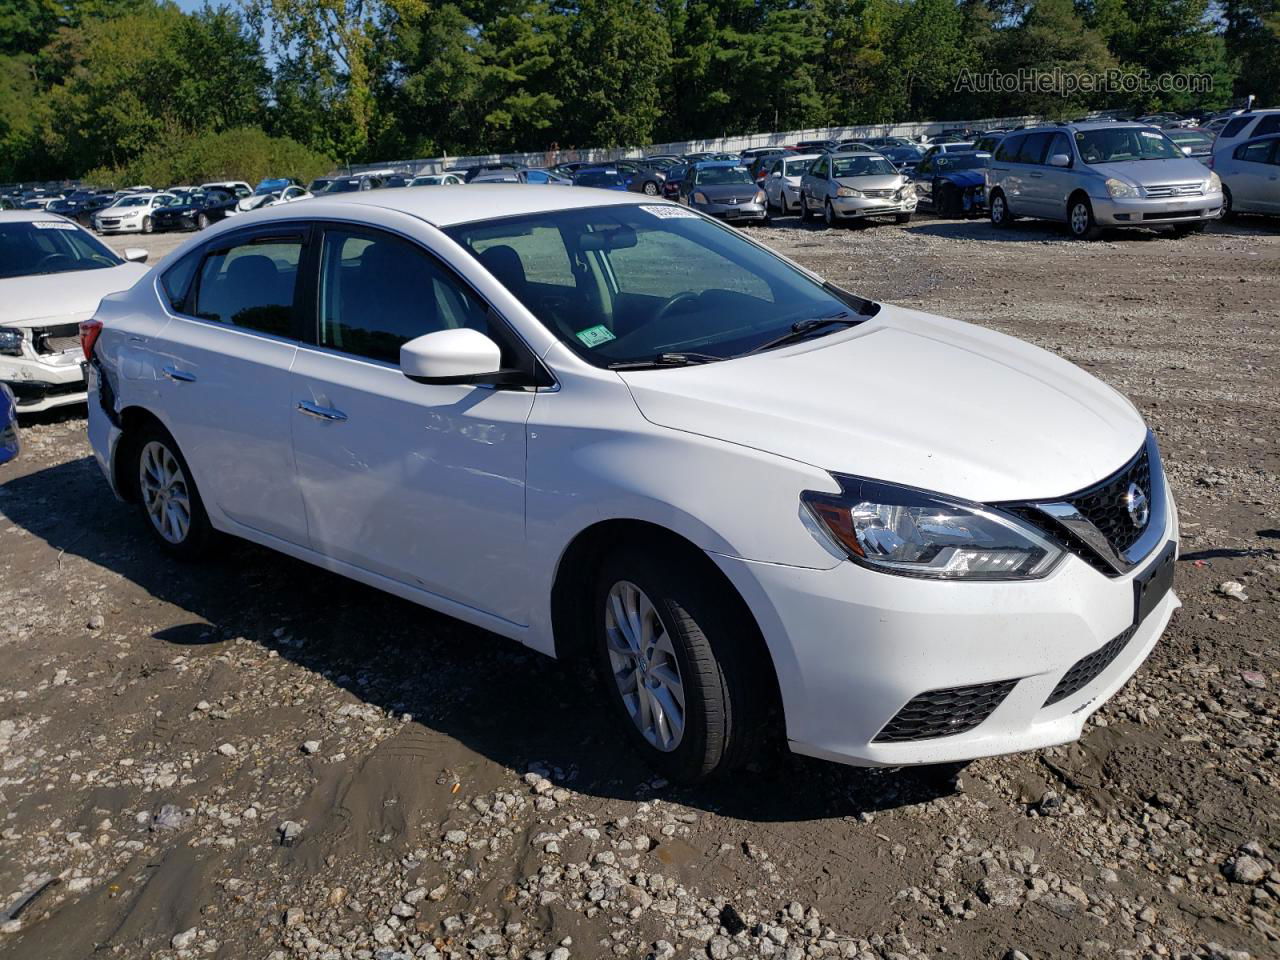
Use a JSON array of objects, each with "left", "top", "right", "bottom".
[
  {"left": 987, "top": 122, "right": 1223, "bottom": 239},
  {"left": 762, "top": 153, "right": 820, "bottom": 214},
  {"left": 799, "top": 151, "right": 917, "bottom": 227},
  {"left": 1213, "top": 135, "right": 1280, "bottom": 217}
]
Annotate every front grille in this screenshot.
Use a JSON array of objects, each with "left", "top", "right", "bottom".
[
  {"left": 873, "top": 679, "right": 1017, "bottom": 743},
  {"left": 1144, "top": 183, "right": 1203, "bottom": 198},
  {"left": 1065, "top": 445, "right": 1151, "bottom": 555},
  {"left": 862, "top": 188, "right": 896, "bottom": 199},
  {"left": 32, "top": 322, "right": 81, "bottom": 355},
  {"left": 1044, "top": 624, "right": 1137, "bottom": 707}
]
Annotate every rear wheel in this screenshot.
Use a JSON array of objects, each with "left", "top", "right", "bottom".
[
  {"left": 131, "top": 424, "right": 214, "bottom": 559},
  {"left": 593, "top": 546, "right": 767, "bottom": 783}
]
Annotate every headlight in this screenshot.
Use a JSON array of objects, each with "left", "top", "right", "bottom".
[
  {"left": 753, "top": 190, "right": 766, "bottom": 204},
  {"left": 0, "top": 328, "right": 23, "bottom": 356},
  {"left": 801, "top": 476, "right": 1063, "bottom": 580},
  {"left": 691, "top": 191, "right": 708, "bottom": 204},
  {"left": 1207, "top": 172, "right": 1221, "bottom": 192},
  {"left": 835, "top": 186, "right": 862, "bottom": 198},
  {"left": 1105, "top": 178, "right": 1139, "bottom": 199}
]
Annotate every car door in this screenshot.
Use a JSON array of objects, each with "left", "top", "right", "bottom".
[
  {"left": 151, "top": 224, "right": 311, "bottom": 545},
  {"left": 765, "top": 157, "right": 785, "bottom": 206},
  {"left": 802, "top": 155, "right": 829, "bottom": 211},
  {"left": 1010, "top": 132, "right": 1053, "bottom": 215},
  {"left": 913, "top": 150, "right": 937, "bottom": 205},
  {"left": 1262, "top": 138, "right": 1280, "bottom": 212},
  {"left": 1036, "top": 132, "right": 1076, "bottom": 220},
  {"left": 287, "top": 222, "right": 538, "bottom": 625},
  {"left": 1228, "top": 138, "right": 1278, "bottom": 211}
]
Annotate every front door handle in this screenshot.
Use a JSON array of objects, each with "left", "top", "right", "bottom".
[
  {"left": 296, "top": 400, "right": 348, "bottom": 422},
  {"left": 162, "top": 365, "right": 196, "bottom": 383}
]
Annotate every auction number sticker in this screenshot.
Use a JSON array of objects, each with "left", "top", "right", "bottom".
[
  {"left": 575, "top": 324, "right": 617, "bottom": 348},
  {"left": 33, "top": 220, "right": 78, "bottom": 230},
  {"left": 639, "top": 205, "right": 699, "bottom": 219}
]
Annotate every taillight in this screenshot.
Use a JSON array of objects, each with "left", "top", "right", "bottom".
[{"left": 79, "top": 318, "right": 103, "bottom": 361}]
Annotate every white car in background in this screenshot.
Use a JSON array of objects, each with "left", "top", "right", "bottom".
[
  {"left": 84, "top": 188, "right": 1178, "bottom": 783},
  {"left": 201, "top": 181, "right": 252, "bottom": 198},
  {"left": 762, "top": 153, "right": 820, "bottom": 214},
  {"left": 0, "top": 211, "right": 148, "bottom": 412},
  {"left": 92, "top": 192, "right": 176, "bottom": 235},
  {"left": 238, "top": 185, "right": 314, "bottom": 212}
]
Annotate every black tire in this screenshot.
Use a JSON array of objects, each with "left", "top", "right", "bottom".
[
  {"left": 128, "top": 423, "right": 214, "bottom": 560},
  {"left": 989, "top": 189, "right": 1013, "bottom": 228},
  {"left": 642, "top": 181, "right": 659, "bottom": 196},
  {"left": 800, "top": 192, "right": 814, "bottom": 223},
  {"left": 895, "top": 212, "right": 912, "bottom": 224},
  {"left": 1220, "top": 186, "right": 1234, "bottom": 221},
  {"left": 196, "top": 212, "right": 209, "bottom": 230},
  {"left": 592, "top": 545, "right": 767, "bottom": 783},
  {"left": 1067, "top": 195, "right": 1101, "bottom": 240},
  {"left": 141, "top": 216, "right": 153, "bottom": 235},
  {"left": 823, "top": 199, "right": 838, "bottom": 228}
]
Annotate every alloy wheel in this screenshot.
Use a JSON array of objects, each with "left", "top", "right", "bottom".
[
  {"left": 604, "top": 580, "right": 686, "bottom": 752},
  {"left": 142, "top": 216, "right": 152, "bottom": 234},
  {"left": 643, "top": 182, "right": 659, "bottom": 196},
  {"left": 139, "top": 441, "right": 192, "bottom": 545},
  {"left": 1070, "top": 202, "right": 1089, "bottom": 236},
  {"left": 991, "top": 195, "right": 1005, "bottom": 224}
]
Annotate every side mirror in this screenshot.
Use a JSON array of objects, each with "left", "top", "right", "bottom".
[
  {"left": 1048, "top": 153, "right": 1071, "bottom": 168},
  {"left": 123, "top": 248, "right": 149, "bottom": 263},
  {"left": 401, "top": 328, "right": 503, "bottom": 385}
]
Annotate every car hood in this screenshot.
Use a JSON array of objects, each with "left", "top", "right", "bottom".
[
  {"left": 619, "top": 304, "right": 1147, "bottom": 502},
  {"left": 835, "top": 175, "right": 903, "bottom": 190},
  {"left": 1089, "top": 156, "right": 1213, "bottom": 185},
  {"left": 697, "top": 183, "right": 760, "bottom": 201},
  {"left": 0, "top": 263, "right": 149, "bottom": 327}
]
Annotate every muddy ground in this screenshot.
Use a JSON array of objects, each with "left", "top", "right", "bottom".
[{"left": 1, "top": 213, "right": 1278, "bottom": 960}]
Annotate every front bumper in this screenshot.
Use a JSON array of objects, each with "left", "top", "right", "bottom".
[
  {"left": 1092, "top": 191, "right": 1223, "bottom": 226},
  {"left": 830, "top": 194, "right": 918, "bottom": 218},
  {"left": 1, "top": 354, "right": 88, "bottom": 413},
  {"left": 153, "top": 215, "right": 196, "bottom": 232},
  {"left": 93, "top": 218, "right": 144, "bottom": 234},
  {"left": 693, "top": 201, "right": 767, "bottom": 222},
  {"left": 712, "top": 499, "right": 1178, "bottom": 767}
]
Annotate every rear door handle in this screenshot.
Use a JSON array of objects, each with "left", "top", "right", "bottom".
[
  {"left": 162, "top": 365, "right": 196, "bottom": 383},
  {"left": 296, "top": 400, "right": 348, "bottom": 422}
]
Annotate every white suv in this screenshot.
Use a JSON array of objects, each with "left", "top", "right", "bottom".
[{"left": 85, "top": 188, "right": 1179, "bottom": 782}]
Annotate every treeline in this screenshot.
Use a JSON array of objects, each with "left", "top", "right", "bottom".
[{"left": 2, "top": 0, "right": 1277, "bottom": 182}]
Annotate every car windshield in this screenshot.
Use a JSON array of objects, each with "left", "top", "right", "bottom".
[
  {"left": 1168, "top": 131, "right": 1212, "bottom": 149},
  {"left": 935, "top": 153, "right": 990, "bottom": 171},
  {"left": 322, "top": 180, "right": 361, "bottom": 193},
  {"left": 0, "top": 221, "right": 123, "bottom": 278},
  {"left": 1077, "top": 127, "right": 1183, "bottom": 163},
  {"left": 693, "top": 167, "right": 751, "bottom": 185},
  {"left": 115, "top": 196, "right": 150, "bottom": 207},
  {"left": 411, "top": 176, "right": 443, "bottom": 185},
  {"left": 831, "top": 156, "right": 897, "bottom": 177},
  {"left": 575, "top": 171, "right": 624, "bottom": 187},
  {"left": 445, "top": 205, "right": 858, "bottom": 366}
]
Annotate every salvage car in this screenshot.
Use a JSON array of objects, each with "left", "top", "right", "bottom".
[
  {"left": 92, "top": 192, "right": 176, "bottom": 234},
  {"left": 679, "top": 161, "right": 768, "bottom": 223},
  {"left": 988, "top": 123, "right": 1223, "bottom": 239},
  {"left": 84, "top": 187, "right": 1180, "bottom": 782},
  {"left": 409, "top": 174, "right": 464, "bottom": 186},
  {"left": 762, "top": 153, "right": 820, "bottom": 214},
  {"left": 910, "top": 150, "right": 991, "bottom": 218},
  {"left": 151, "top": 189, "right": 241, "bottom": 232},
  {"left": 0, "top": 383, "right": 17, "bottom": 463},
  {"left": 1213, "top": 135, "right": 1280, "bottom": 217},
  {"left": 799, "top": 151, "right": 917, "bottom": 226},
  {"left": 0, "top": 211, "right": 147, "bottom": 412}
]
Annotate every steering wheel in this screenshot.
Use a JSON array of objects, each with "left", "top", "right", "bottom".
[
  {"left": 34, "top": 253, "right": 75, "bottom": 272},
  {"left": 652, "top": 291, "right": 700, "bottom": 325}
]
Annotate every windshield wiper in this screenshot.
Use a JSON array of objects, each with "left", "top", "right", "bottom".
[
  {"left": 607, "top": 351, "right": 724, "bottom": 370},
  {"left": 743, "top": 311, "right": 862, "bottom": 355}
]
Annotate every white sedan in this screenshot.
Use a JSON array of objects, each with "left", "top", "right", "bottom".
[
  {"left": 762, "top": 153, "right": 820, "bottom": 214},
  {"left": 84, "top": 188, "right": 1178, "bottom": 782},
  {"left": 0, "top": 211, "right": 148, "bottom": 413},
  {"left": 92, "top": 192, "right": 176, "bottom": 234}
]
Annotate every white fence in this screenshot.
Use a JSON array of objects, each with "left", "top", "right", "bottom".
[{"left": 338, "top": 115, "right": 1047, "bottom": 177}]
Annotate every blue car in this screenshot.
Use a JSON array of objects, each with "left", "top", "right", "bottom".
[
  {"left": 910, "top": 151, "right": 992, "bottom": 218},
  {"left": 572, "top": 167, "right": 630, "bottom": 191},
  {"left": 0, "top": 383, "right": 18, "bottom": 464}
]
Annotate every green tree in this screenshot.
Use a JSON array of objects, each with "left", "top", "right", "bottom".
[{"left": 991, "top": 0, "right": 1117, "bottom": 117}]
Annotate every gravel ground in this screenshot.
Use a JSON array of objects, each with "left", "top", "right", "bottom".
[{"left": 1, "top": 214, "right": 1277, "bottom": 960}]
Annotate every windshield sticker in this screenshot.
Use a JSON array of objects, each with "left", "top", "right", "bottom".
[
  {"left": 32, "top": 220, "right": 78, "bottom": 230},
  {"left": 575, "top": 324, "right": 617, "bottom": 348},
  {"left": 639, "top": 205, "right": 699, "bottom": 219}
]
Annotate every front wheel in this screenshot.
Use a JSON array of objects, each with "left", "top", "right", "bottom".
[
  {"left": 1067, "top": 197, "right": 1101, "bottom": 240},
  {"left": 989, "top": 191, "right": 1013, "bottom": 228},
  {"left": 196, "top": 212, "right": 209, "bottom": 230},
  {"left": 141, "top": 216, "right": 153, "bottom": 234},
  {"left": 823, "top": 200, "right": 838, "bottom": 228},
  {"left": 642, "top": 181, "right": 659, "bottom": 196},
  {"left": 132, "top": 425, "right": 214, "bottom": 559},
  {"left": 895, "top": 212, "right": 912, "bottom": 224},
  {"left": 799, "top": 193, "right": 814, "bottom": 223},
  {"left": 1220, "top": 186, "right": 1234, "bottom": 220},
  {"left": 593, "top": 547, "right": 766, "bottom": 783}
]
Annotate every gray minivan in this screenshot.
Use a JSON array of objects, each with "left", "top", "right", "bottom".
[{"left": 987, "top": 122, "right": 1223, "bottom": 239}]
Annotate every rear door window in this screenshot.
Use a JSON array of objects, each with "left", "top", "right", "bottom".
[
  {"left": 191, "top": 232, "right": 305, "bottom": 337},
  {"left": 1221, "top": 117, "right": 1252, "bottom": 139},
  {"left": 1015, "top": 133, "right": 1052, "bottom": 164},
  {"left": 1237, "top": 140, "right": 1273, "bottom": 163},
  {"left": 995, "top": 135, "right": 1023, "bottom": 162},
  {"left": 1253, "top": 115, "right": 1280, "bottom": 137}
]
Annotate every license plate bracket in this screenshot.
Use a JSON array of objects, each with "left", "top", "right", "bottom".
[{"left": 1134, "top": 541, "right": 1176, "bottom": 626}]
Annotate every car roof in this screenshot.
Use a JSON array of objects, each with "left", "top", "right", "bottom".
[
  {"left": 246, "top": 184, "right": 659, "bottom": 227},
  {"left": 0, "top": 210, "right": 81, "bottom": 224}
]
